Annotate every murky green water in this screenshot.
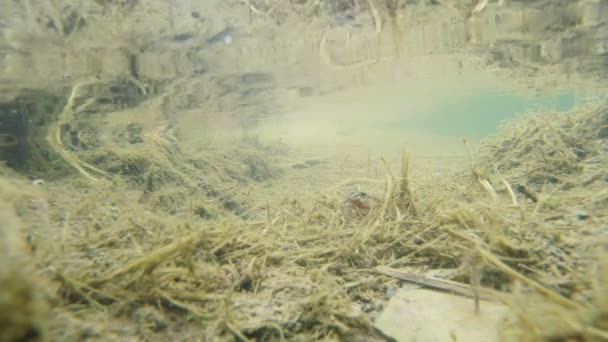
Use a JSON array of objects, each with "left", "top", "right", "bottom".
[{"left": 390, "top": 90, "right": 577, "bottom": 138}]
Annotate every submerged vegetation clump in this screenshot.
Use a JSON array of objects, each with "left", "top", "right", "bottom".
[{"left": 0, "top": 169, "right": 51, "bottom": 342}]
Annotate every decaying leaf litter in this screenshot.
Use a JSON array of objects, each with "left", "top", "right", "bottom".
[{"left": 1, "top": 0, "right": 608, "bottom": 341}]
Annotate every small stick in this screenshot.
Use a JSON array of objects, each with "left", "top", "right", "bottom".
[
  {"left": 399, "top": 147, "right": 418, "bottom": 216},
  {"left": 266, "top": 200, "right": 272, "bottom": 230},
  {"left": 479, "top": 178, "right": 498, "bottom": 200},
  {"left": 378, "top": 157, "right": 395, "bottom": 220},
  {"left": 463, "top": 137, "right": 497, "bottom": 199},
  {"left": 468, "top": 251, "right": 483, "bottom": 314},
  {"left": 376, "top": 266, "right": 498, "bottom": 302},
  {"left": 366, "top": 0, "right": 383, "bottom": 34},
  {"left": 494, "top": 165, "right": 518, "bottom": 205},
  {"left": 91, "top": 231, "right": 201, "bottom": 286},
  {"left": 157, "top": 289, "right": 213, "bottom": 319}
]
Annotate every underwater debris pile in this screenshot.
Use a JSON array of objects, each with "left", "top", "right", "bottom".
[
  {"left": 0, "top": 97, "right": 602, "bottom": 340},
  {"left": 439, "top": 104, "right": 608, "bottom": 340}
]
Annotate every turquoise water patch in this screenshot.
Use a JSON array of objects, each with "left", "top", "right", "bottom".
[{"left": 388, "top": 90, "right": 577, "bottom": 138}]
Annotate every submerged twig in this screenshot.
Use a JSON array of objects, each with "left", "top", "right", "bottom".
[
  {"left": 398, "top": 148, "right": 418, "bottom": 217},
  {"left": 91, "top": 230, "right": 202, "bottom": 287},
  {"left": 378, "top": 157, "right": 395, "bottom": 221},
  {"left": 376, "top": 266, "right": 499, "bottom": 302}
]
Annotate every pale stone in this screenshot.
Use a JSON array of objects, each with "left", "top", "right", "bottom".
[{"left": 374, "top": 288, "right": 512, "bottom": 342}]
